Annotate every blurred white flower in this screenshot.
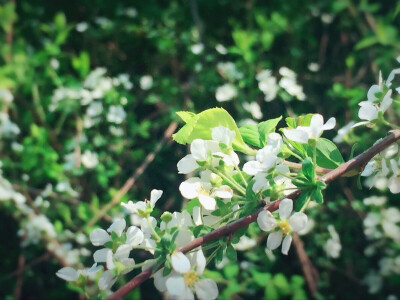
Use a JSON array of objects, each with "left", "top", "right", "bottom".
[
  {"left": 256, "top": 70, "right": 278, "bottom": 102},
  {"left": 217, "top": 62, "right": 243, "bottom": 80},
  {"left": 86, "top": 101, "right": 103, "bottom": 117},
  {"left": 191, "top": 43, "right": 204, "bottom": 55},
  {"left": 50, "top": 58, "right": 60, "bottom": 70},
  {"left": 333, "top": 121, "right": 355, "bottom": 143},
  {"left": 324, "top": 225, "right": 342, "bottom": 258},
  {"left": 76, "top": 22, "right": 89, "bottom": 32},
  {"left": 243, "top": 102, "right": 263, "bottom": 119},
  {"left": 279, "top": 67, "right": 305, "bottom": 100},
  {"left": 215, "top": 84, "right": 237, "bottom": 102},
  {"left": 107, "top": 105, "right": 126, "bottom": 124},
  {"left": 233, "top": 235, "right": 257, "bottom": 251},
  {"left": 321, "top": 13, "right": 334, "bottom": 24},
  {"left": 215, "top": 44, "right": 228, "bottom": 55},
  {"left": 81, "top": 151, "right": 99, "bottom": 169},
  {"left": 0, "top": 89, "right": 13, "bottom": 103},
  {"left": 140, "top": 75, "right": 153, "bottom": 90},
  {"left": 308, "top": 62, "right": 320, "bottom": 72}
]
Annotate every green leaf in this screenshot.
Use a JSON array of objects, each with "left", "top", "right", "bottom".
[
  {"left": 182, "top": 198, "right": 200, "bottom": 215},
  {"left": 305, "top": 138, "right": 344, "bottom": 169},
  {"left": 273, "top": 273, "right": 291, "bottom": 296},
  {"left": 251, "top": 271, "right": 272, "bottom": 287},
  {"left": 258, "top": 116, "right": 282, "bottom": 146},
  {"left": 294, "top": 191, "right": 311, "bottom": 211},
  {"left": 223, "top": 264, "right": 239, "bottom": 279},
  {"left": 173, "top": 108, "right": 256, "bottom": 155},
  {"left": 311, "top": 188, "right": 324, "bottom": 204},
  {"left": 226, "top": 245, "right": 237, "bottom": 261},
  {"left": 355, "top": 36, "right": 378, "bottom": 50},
  {"left": 239, "top": 125, "right": 262, "bottom": 147},
  {"left": 301, "top": 158, "right": 315, "bottom": 181},
  {"left": 176, "top": 111, "right": 196, "bottom": 123}
]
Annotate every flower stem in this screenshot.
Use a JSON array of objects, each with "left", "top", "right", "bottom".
[
  {"left": 211, "top": 167, "right": 246, "bottom": 196},
  {"left": 146, "top": 216, "right": 161, "bottom": 242}
]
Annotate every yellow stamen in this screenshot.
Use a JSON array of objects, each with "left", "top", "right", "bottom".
[
  {"left": 184, "top": 270, "right": 198, "bottom": 287},
  {"left": 278, "top": 220, "right": 291, "bottom": 235}
]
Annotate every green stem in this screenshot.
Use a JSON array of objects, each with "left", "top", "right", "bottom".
[
  {"left": 211, "top": 167, "right": 246, "bottom": 196},
  {"left": 146, "top": 216, "right": 161, "bottom": 242},
  {"left": 131, "top": 259, "right": 157, "bottom": 270},
  {"left": 234, "top": 164, "right": 248, "bottom": 187},
  {"left": 382, "top": 119, "right": 400, "bottom": 130}
]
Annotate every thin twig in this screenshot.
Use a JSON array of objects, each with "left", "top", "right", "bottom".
[
  {"left": 107, "top": 129, "right": 400, "bottom": 300},
  {"left": 86, "top": 122, "right": 178, "bottom": 228},
  {"left": 13, "top": 254, "right": 25, "bottom": 300},
  {"left": 292, "top": 233, "right": 319, "bottom": 296}
]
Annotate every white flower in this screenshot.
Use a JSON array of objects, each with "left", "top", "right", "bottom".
[
  {"left": 217, "top": 62, "right": 243, "bottom": 80},
  {"left": 256, "top": 70, "right": 278, "bottom": 102},
  {"left": 257, "top": 198, "right": 308, "bottom": 255},
  {"left": 243, "top": 133, "right": 282, "bottom": 176},
  {"left": 161, "top": 250, "right": 219, "bottom": 300},
  {"left": 121, "top": 189, "right": 163, "bottom": 221},
  {"left": 177, "top": 139, "right": 220, "bottom": 174},
  {"left": 324, "top": 225, "right": 341, "bottom": 258},
  {"left": 81, "top": 150, "right": 99, "bottom": 169},
  {"left": 90, "top": 218, "right": 126, "bottom": 246},
  {"left": 211, "top": 126, "right": 236, "bottom": 146},
  {"left": 0, "top": 89, "right": 13, "bottom": 103},
  {"left": 191, "top": 43, "right": 204, "bottom": 55},
  {"left": 233, "top": 235, "right": 257, "bottom": 251},
  {"left": 56, "top": 264, "right": 102, "bottom": 282},
  {"left": 215, "top": 44, "right": 228, "bottom": 55},
  {"left": 76, "top": 22, "right": 89, "bottom": 32},
  {"left": 179, "top": 170, "right": 233, "bottom": 211},
  {"left": 363, "top": 196, "right": 387, "bottom": 206},
  {"left": 333, "top": 121, "right": 355, "bottom": 143},
  {"left": 307, "top": 63, "right": 320, "bottom": 72},
  {"left": 283, "top": 114, "right": 336, "bottom": 144},
  {"left": 107, "top": 105, "right": 126, "bottom": 124},
  {"left": 215, "top": 84, "right": 237, "bottom": 102},
  {"left": 353, "top": 72, "right": 393, "bottom": 127},
  {"left": 243, "top": 102, "right": 263, "bottom": 119},
  {"left": 278, "top": 67, "right": 305, "bottom": 100},
  {"left": 140, "top": 75, "right": 153, "bottom": 90},
  {"left": 86, "top": 101, "right": 103, "bottom": 117}
]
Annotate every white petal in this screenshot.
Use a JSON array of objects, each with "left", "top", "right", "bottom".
[
  {"left": 361, "top": 161, "right": 377, "bottom": 177},
  {"left": 322, "top": 117, "right": 336, "bottom": 130},
  {"left": 283, "top": 128, "right": 309, "bottom": 144},
  {"left": 358, "top": 101, "right": 378, "bottom": 121},
  {"left": 191, "top": 139, "right": 208, "bottom": 161},
  {"left": 189, "top": 249, "right": 206, "bottom": 274},
  {"left": 367, "top": 84, "right": 381, "bottom": 101},
  {"left": 153, "top": 269, "right": 168, "bottom": 292},
  {"left": 267, "top": 230, "right": 283, "bottom": 250},
  {"left": 166, "top": 276, "right": 186, "bottom": 296},
  {"left": 114, "top": 244, "right": 132, "bottom": 260},
  {"left": 171, "top": 252, "right": 191, "bottom": 274},
  {"left": 193, "top": 206, "right": 202, "bottom": 226},
  {"left": 380, "top": 89, "right": 392, "bottom": 113},
  {"left": 195, "top": 278, "right": 219, "bottom": 300},
  {"left": 106, "top": 249, "right": 115, "bottom": 270},
  {"left": 93, "top": 248, "right": 111, "bottom": 263},
  {"left": 243, "top": 161, "right": 262, "bottom": 175},
  {"left": 279, "top": 198, "right": 293, "bottom": 220},
  {"left": 211, "top": 126, "right": 236, "bottom": 146},
  {"left": 213, "top": 185, "right": 233, "bottom": 199},
  {"left": 126, "top": 226, "right": 144, "bottom": 246},
  {"left": 179, "top": 178, "right": 201, "bottom": 199},
  {"left": 121, "top": 200, "right": 136, "bottom": 213},
  {"left": 386, "top": 68, "right": 400, "bottom": 87},
  {"left": 289, "top": 212, "right": 308, "bottom": 232},
  {"left": 175, "top": 229, "right": 195, "bottom": 247},
  {"left": 98, "top": 270, "right": 117, "bottom": 290},
  {"left": 281, "top": 235, "right": 292, "bottom": 255},
  {"left": 351, "top": 121, "right": 370, "bottom": 128},
  {"left": 90, "top": 228, "right": 111, "bottom": 246},
  {"left": 183, "top": 286, "right": 195, "bottom": 300},
  {"left": 198, "top": 194, "right": 217, "bottom": 211},
  {"left": 257, "top": 211, "right": 278, "bottom": 232},
  {"left": 389, "top": 177, "right": 400, "bottom": 194},
  {"left": 56, "top": 267, "right": 79, "bottom": 281},
  {"left": 177, "top": 154, "right": 199, "bottom": 174},
  {"left": 310, "top": 114, "right": 324, "bottom": 136},
  {"left": 150, "top": 189, "right": 163, "bottom": 207},
  {"left": 107, "top": 218, "right": 126, "bottom": 236},
  {"left": 140, "top": 216, "right": 157, "bottom": 235}
]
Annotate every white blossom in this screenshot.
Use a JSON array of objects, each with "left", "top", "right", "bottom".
[
  {"left": 215, "top": 84, "right": 237, "bottom": 102},
  {"left": 140, "top": 75, "right": 153, "bottom": 90}
]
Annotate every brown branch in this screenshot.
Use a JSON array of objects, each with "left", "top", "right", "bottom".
[
  {"left": 292, "top": 233, "right": 319, "bottom": 296},
  {"left": 107, "top": 129, "right": 400, "bottom": 300},
  {"left": 86, "top": 122, "right": 178, "bottom": 227},
  {"left": 13, "top": 254, "right": 25, "bottom": 300}
]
